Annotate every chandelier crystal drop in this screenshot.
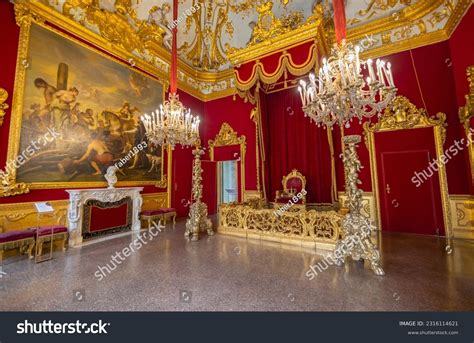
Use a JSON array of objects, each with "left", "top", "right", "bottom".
[
  {"left": 141, "top": 93, "right": 200, "bottom": 147},
  {"left": 298, "top": 40, "right": 397, "bottom": 128}
]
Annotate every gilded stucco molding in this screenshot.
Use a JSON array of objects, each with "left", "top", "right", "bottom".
[
  {"left": 363, "top": 96, "right": 453, "bottom": 242},
  {"left": 208, "top": 122, "right": 246, "bottom": 200},
  {"left": 459, "top": 65, "right": 474, "bottom": 184},
  {"left": 0, "top": 88, "right": 9, "bottom": 127},
  {"left": 0, "top": 168, "right": 30, "bottom": 198}
]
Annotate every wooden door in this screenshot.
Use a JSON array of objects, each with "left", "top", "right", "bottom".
[{"left": 375, "top": 128, "right": 444, "bottom": 235}]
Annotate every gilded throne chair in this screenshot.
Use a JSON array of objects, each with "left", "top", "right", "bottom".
[{"left": 274, "top": 169, "right": 307, "bottom": 204}]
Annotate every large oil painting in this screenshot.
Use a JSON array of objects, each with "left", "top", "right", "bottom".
[{"left": 11, "top": 24, "right": 164, "bottom": 187}]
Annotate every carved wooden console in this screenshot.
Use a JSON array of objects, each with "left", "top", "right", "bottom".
[{"left": 66, "top": 187, "right": 143, "bottom": 247}]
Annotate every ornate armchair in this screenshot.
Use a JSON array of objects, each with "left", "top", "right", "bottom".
[{"left": 275, "top": 169, "right": 307, "bottom": 204}]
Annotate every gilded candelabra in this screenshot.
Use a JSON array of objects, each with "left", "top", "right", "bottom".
[
  {"left": 334, "top": 135, "right": 385, "bottom": 276},
  {"left": 185, "top": 147, "right": 214, "bottom": 241}
]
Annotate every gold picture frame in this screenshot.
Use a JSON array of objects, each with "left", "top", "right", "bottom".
[
  {"left": 7, "top": 3, "right": 170, "bottom": 191},
  {"left": 363, "top": 96, "right": 453, "bottom": 241},
  {"left": 459, "top": 66, "right": 474, "bottom": 184}
]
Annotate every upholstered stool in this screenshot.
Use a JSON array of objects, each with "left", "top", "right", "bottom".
[
  {"left": 140, "top": 209, "right": 164, "bottom": 229},
  {"left": 29, "top": 225, "right": 68, "bottom": 256},
  {"left": 159, "top": 208, "right": 177, "bottom": 226},
  {"left": 0, "top": 230, "right": 35, "bottom": 261}
]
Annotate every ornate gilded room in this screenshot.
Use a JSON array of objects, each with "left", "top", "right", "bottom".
[{"left": 0, "top": 0, "right": 473, "bottom": 313}]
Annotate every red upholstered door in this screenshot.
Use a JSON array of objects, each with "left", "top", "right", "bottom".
[
  {"left": 202, "top": 160, "right": 217, "bottom": 215},
  {"left": 375, "top": 128, "right": 444, "bottom": 235}
]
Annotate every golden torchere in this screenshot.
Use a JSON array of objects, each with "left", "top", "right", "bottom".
[
  {"left": 334, "top": 135, "right": 385, "bottom": 276},
  {"left": 185, "top": 147, "right": 213, "bottom": 241}
]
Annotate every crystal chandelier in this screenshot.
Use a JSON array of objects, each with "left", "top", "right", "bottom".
[
  {"left": 298, "top": 1, "right": 397, "bottom": 128},
  {"left": 141, "top": 0, "right": 200, "bottom": 147},
  {"left": 141, "top": 93, "right": 200, "bottom": 147}
]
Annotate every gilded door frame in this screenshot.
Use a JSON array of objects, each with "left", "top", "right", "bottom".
[
  {"left": 208, "top": 122, "right": 246, "bottom": 201},
  {"left": 363, "top": 96, "right": 453, "bottom": 240}
]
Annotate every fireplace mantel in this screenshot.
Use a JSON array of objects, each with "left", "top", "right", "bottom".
[{"left": 66, "top": 187, "right": 143, "bottom": 247}]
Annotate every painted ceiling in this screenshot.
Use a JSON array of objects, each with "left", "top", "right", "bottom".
[
  {"left": 29, "top": 0, "right": 469, "bottom": 99},
  {"left": 42, "top": 0, "right": 434, "bottom": 71}
]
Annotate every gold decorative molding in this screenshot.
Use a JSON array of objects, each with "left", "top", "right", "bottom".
[
  {"left": 61, "top": 0, "right": 166, "bottom": 55},
  {"left": 0, "top": 192, "right": 167, "bottom": 233},
  {"left": 459, "top": 66, "right": 474, "bottom": 184},
  {"left": 0, "top": 168, "right": 30, "bottom": 198},
  {"left": 449, "top": 195, "right": 474, "bottom": 240},
  {"left": 363, "top": 96, "right": 453, "bottom": 241},
  {"left": 208, "top": 122, "right": 246, "bottom": 148},
  {"left": 364, "top": 96, "right": 447, "bottom": 146},
  {"left": 0, "top": 88, "right": 8, "bottom": 127},
  {"left": 208, "top": 122, "right": 246, "bottom": 200},
  {"left": 8, "top": 4, "right": 170, "bottom": 190},
  {"left": 218, "top": 202, "right": 342, "bottom": 251}
]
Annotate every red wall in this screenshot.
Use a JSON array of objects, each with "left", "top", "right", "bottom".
[
  {"left": 333, "top": 38, "right": 471, "bottom": 195},
  {"left": 202, "top": 95, "right": 257, "bottom": 191}
]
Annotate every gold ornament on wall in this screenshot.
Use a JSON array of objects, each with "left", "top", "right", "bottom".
[
  {"left": 0, "top": 168, "right": 30, "bottom": 198},
  {"left": 0, "top": 88, "right": 9, "bottom": 127},
  {"left": 459, "top": 66, "right": 474, "bottom": 184}
]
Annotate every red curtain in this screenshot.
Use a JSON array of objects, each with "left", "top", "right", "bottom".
[{"left": 261, "top": 88, "right": 334, "bottom": 204}]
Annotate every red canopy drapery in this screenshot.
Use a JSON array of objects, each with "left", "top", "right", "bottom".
[{"left": 234, "top": 41, "right": 320, "bottom": 91}]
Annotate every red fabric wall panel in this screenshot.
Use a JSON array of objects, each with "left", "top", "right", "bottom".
[
  {"left": 450, "top": 5, "right": 474, "bottom": 108},
  {"left": 333, "top": 40, "right": 470, "bottom": 195},
  {"left": 202, "top": 95, "right": 257, "bottom": 191},
  {"left": 262, "top": 88, "right": 334, "bottom": 203},
  {"left": 88, "top": 203, "right": 129, "bottom": 232},
  {"left": 171, "top": 90, "right": 205, "bottom": 217}
]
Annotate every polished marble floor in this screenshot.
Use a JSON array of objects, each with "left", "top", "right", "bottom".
[{"left": 0, "top": 219, "right": 473, "bottom": 311}]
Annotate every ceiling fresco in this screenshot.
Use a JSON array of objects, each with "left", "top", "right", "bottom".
[{"left": 27, "top": 0, "right": 470, "bottom": 99}]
